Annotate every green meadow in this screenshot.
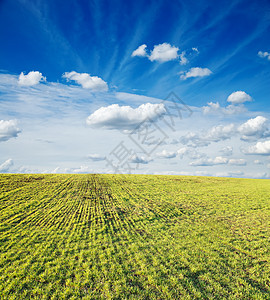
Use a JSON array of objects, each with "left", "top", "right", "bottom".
[{"left": 0, "top": 174, "right": 269, "bottom": 299}]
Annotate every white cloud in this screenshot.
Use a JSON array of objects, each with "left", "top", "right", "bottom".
[
  {"left": 51, "top": 167, "right": 61, "bottom": 173},
  {"left": 130, "top": 155, "right": 152, "bottom": 164},
  {"left": 177, "top": 147, "right": 189, "bottom": 157},
  {"left": 86, "top": 103, "right": 166, "bottom": 129},
  {"left": 243, "top": 140, "right": 270, "bottom": 155},
  {"left": 182, "top": 116, "right": 269, "bottom": 148},
  {"left": 190, "top": 156, "right": 228, "bottom": 166},
  {"left": 156, "top": 150, "right": 177, "bottom": 159},
  {"left": 258, "top": 51, "right": 270, "bottom": 60},
  {"left": 254, "top": 160, "right": 263, "bottom": 165},
  {"left": 238, "top": 116, "right": 269, "bottom": 139},
  {"left": 216, "top": 171, "right": 244, "bottom": 178},
  {"left": 228, "top": 159, "right": 246, "bottom": 166},
  {"left": 179, "top": 51, "right": 188, "bottom": 65},
  {"left": 72, "top": 166, "right": 93, "bottom": 173},
  {"left": 0, "top": 120, "right": 21, "bottom": 142},
  {"left": 18, "top": 71, "right": 46, "bottom": 86},
  {"left": 156, "top": 147, "right": 205, "bottom": 160},
  {"left": 87, "top": 154, "right": 106, "bottom": 161},
  {"left": 205, "top": 124, "right": 236, "bottom": 142},
  {"left": 227, "top": 91, "right": 252, "bottom": 104},
  {"left": 202, "top": 102, "right": 221, "bottom": 115},
  {"left": 131, "top": 43, "right": 197, "bottom": 64},
  {"left": 62, "top": 71, "right": 108, "bottom": 91},
  {"left": 180, "top": 124, "right": 235, "bottom": 147},
  {"left": 180, "top": 67, "right": 212, "bottom": 80},
  {"left": 192, "top": 47, "right": 199, "bottom": 53},
  {"left": 0, "top": 159, "right": 13, "bottom": 172},
  {"left": 178, "top": 147, "right": 205, "bottom": 159},
  {"left": 132, "top": 44, "right": 148, "bottom": 57},
  {"left": 202, "top": 102, "right": 246, "bottom": 115},
  {"left": 149, "top": 43, "right": 179, "bottom": 62},
  {"left": 220, "top": 146, "right": 233, "bottom": 156}
]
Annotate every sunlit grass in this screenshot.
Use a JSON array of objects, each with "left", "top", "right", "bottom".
[{"left": 0, "top": 174, "right": 269, "bottom": 299}]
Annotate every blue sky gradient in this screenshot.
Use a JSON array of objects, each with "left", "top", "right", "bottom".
[
  {"left": 1, "top": 0, "right": 270, "bottom": 104},
  {"left": 0, "top": 0, "right": 270, "bottom": 176}
]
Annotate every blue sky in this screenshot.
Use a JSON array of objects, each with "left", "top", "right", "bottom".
[{"left": 0, "top": 0, "right": 270, "bottom": 177}]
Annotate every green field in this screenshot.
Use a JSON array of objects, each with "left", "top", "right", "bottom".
[{"left": 0, "top": 174, "right": 269, "bottom": 299}]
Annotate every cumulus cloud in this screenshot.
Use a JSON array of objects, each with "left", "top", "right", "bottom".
[
  {"left": 220, "top": 146, "right": 233, "bottom": 156},
  {"left": 205, "top": 124, "right": 236, "bottom": 141},
  {"left": 190, "top": 156, "right": 228, "bottom": 166},
  {"left": 131, "top": 43, "right": 199, "bottom": 65},
  {"left": 132, "top": 44, "right": 148, "bottom": 57},
  {"left": 63, "top": 71, "right": 108, "bottom": 91},
  {"left": 129, "top": 155, "right": 152, "bottom": 164},
  {"left": 243, "top": 140, "right": 270, "bottom": 155},
  {"left": 258, "top": 51, "right": 270, "bottom": 60},
  {"left": 149, "top": 43, "right": 179, "bottom": 62},
  {"left": 202, "top": 102, "right": 221, "bottom": 115},
  {"left": 216, "top": 171, "right": 244, "bottom": 178},
  {"left": 180, "top": 116, "right": 270, "bottom": 149},
  {"left": 228, "top": 159, "right": 246, "bottom": 166},
  {"left": 87, "top": 154, "right": 106, "bottom": 161},
  {"left": 156, "top": 150, "right": 177, "bottom": 159},
  {"left": 18, "top": 71, "right": 46, "bottom": 86},
  {"left": 202, "top": 102, "right": 246, "bottom": 115},
  {"left": 238, "top": 116, "right": 270, "bottom": 140},
  {"left": 0, "top": 159, "right": 14, "bottom": 173},
  {"left": 132, "top": 43, "right": 180, "bottom": 62},
  {"left": 180, "top": 124, "right": 235, "bottom": 147},
  {"left": 227, "top": 91, "right": 252, "bottom": 104},
  {"left": 190, "top": 157, "right": 246, "bottom": 167},
  {"left": 86, "top": 103, "right": 166, "bottom": 129},
  {"left": 72, "top": 166, "right": 93, "bottom": 173},
  {"left": 180, "top": 67, "right": 212, "bottom": 80},
  {"left": 0, "top": 120, "right": 21, "bottom": 142},
  {"left": 156, "top": 147, "right": 205, "bottom": 160}
]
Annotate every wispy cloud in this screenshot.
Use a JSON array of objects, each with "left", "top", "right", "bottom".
[{"left": 179, "top": 51, "right": 188, "bottom": 65}]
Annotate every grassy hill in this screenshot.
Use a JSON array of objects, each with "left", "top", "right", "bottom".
[{"left": 0, "top": 174, "right": 269, "bottom": 299}]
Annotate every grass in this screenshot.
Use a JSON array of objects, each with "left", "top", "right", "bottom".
[{"left": 0, "top": 174, "right": 269, "bottom": 299}]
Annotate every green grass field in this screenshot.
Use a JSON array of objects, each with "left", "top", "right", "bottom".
[{"left": 0, "top": 174, "right": 269, "bottom": 299}]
